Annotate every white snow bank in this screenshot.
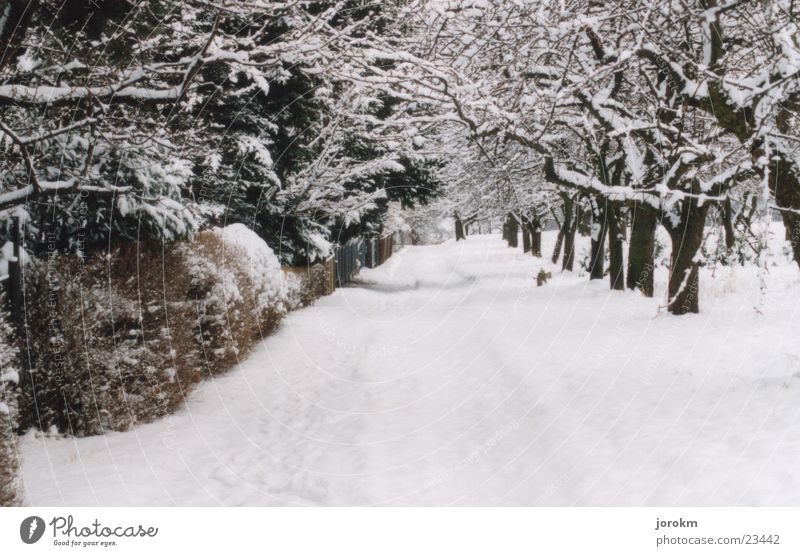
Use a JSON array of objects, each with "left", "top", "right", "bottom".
[{"left": 214, "top": 223, "right": 290, "bottom": 314}]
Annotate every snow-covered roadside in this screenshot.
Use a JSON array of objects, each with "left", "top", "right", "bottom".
[{"left": 19, "top": 232, "right": 800, "bottom": 505}]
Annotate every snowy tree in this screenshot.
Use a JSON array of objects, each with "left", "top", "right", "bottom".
[
  {"left": 0, "top": 1, "right": 440, "bottom": 265},
  {"left": 0, "top": 1, "right": 207, "bottom": 248},
  {"left": 626, "top": 0, "right": 800, "bottom": 267},
  {"left": 181, "top": 0, "right": 441, "bottom": 264},
  {"left": 328, "top": 0, "right": 771, "bottom": 312}
]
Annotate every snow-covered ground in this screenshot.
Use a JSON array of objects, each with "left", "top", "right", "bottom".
[{"left": 20, "top": 231, "right": 800, "bottom": 505}]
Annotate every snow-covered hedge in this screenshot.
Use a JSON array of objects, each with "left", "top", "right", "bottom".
[
  {"left": 283, "top": 263, "right": 333, "bottom": 309},
  {"left": 0, "top": 300, "right": 20, "bottom": 506},
  {"left": 17, "top": 225, "right": 292, "bottom": 436},
  {"left": 187, "top": 224, "right": 291, "bottom": 375}
]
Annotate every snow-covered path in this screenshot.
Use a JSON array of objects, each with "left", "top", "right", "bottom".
[{"left": 20, "top": 235, "right": 800, "bottom": 505}]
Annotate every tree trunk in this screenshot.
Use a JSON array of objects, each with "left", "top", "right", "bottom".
[
  {"left": 769, "top": 155, "right": 800, "bottom": 269},
  {"left": 529, "top": 220, "right": 542, "bottom": 257},
  {"left": 563, "top": 227, "right": 575, "bottom": 271},
  {"left": 589, "top": 203, "right": 607, "bottom": 280},
  {"left": 552, "top": 230, "right": 564, "bottom": 263},
  {"left": 577, "top": 204, "right": 590, "bottom": 237},
  {"left": 454, "top": 213, "right": 465, "bottom": 241},
  {"left": 505, "top": 214, "right": 519, "bottom": 248},
  {"left": 607, "top": 205, "right": 625, "bottom": 290},
  {"left": 722, "top": 198, "right": 736, "bottom": 250},
  {"left": 626, "top": 205, "right": 657, "bottom": 297},
  {"left": 522, "top": 219, "right": 531, "bottom": 253},
  {"left": 560, "top": 197, "right": 576, "bottom": 271},
  {"left": 666, "top": 203, "right": 708, "bottom": 315}
]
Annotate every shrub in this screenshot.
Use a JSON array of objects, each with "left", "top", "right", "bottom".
[
  {"left": 283, "top": 262, "right": 332, "bottom": 309},
  {"left": 17, "top": 224, "right": 291, "bottom": 436},
  {"left": 186, "top": 225, "right": 290, "bottom": 376},
  {"left": 18, "top": 243, "right": 201, "bottom": 435}
]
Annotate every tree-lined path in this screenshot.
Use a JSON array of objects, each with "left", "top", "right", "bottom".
[{"left": 21, "top": 236, "right": 800, "bottom": 506}]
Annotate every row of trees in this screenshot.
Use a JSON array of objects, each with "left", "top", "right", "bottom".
[
  {"left": 1, "top": 1, "right": 798, "bottom": 301},
  {"left": 339, "top": 0, "right": 800, "bottom": 314},
  {"left": 4, "top": 0, "right": 794, "bottom": 315},
  {"left": 0, "top": 0, "right": 440, "bottom": 265}
]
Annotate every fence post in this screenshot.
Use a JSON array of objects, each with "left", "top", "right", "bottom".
[
  {"left": 335, "top": 245, "right": 341, "bottom": 288},
  {"left": 7, "top": 216, "right": 22, "bottom": 319},
  {"left": 327, "top": 257, "right": 336, "bottom": 294}
]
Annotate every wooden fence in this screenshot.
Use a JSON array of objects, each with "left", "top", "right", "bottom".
[
  {"left": 335, "top": 238, "right": 366, "bottom": 287},
  {"left": 377, "top": 235, "right": 393, "bottom": 266},
  {"left": 365, "top": 239, "right": 378, "bottom": 268},
  {"left": 0, "top": 216, "right": 22, "bottom": 318},
  {"left": 283, "top": 232, "right": 400, "bottom": 299}
]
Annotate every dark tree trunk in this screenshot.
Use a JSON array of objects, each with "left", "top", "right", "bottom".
[
  {"left": 454, "top": 213, "right": 466, "bottom": 241},
  {"left": 505, "top": 214, "right": 519, "bottom": 248},
  {"left": 576, "top": 204, "right": 590, "bottom": 237},
  {"left": 626, "top": 205, "right": 657, "bottom": 297},
  {"left": 607, "top": 205, "right": 625, "bottom": 290},
  {"left": 563, "top": 226, "right": 576, "bottom": 271},
  {"left": 589, "top": 203, "right": 607, "bottom": 280},
  {"left": 769, "top": 154, "right": 800, "bottom": 269},
  {"left": 666, "top": 203, "right": 709, "bottom": 315},
  {"left": 722, "top": 198, "right": 736, "bottom": 250},
  {"left": 529, "top": 220, "right": 542, "bottom": 257},
  {"left": 619, "top": 210, "right": 628, "bottom": 241},
  {"left": 552, "top": 230, "right": 564, "bottom": 264},
  {"left": 522, "top": 219, "right": 531, "bottom": 253},
  {"left": 560, "top": 196, "right": 576, "bottom": 271}
]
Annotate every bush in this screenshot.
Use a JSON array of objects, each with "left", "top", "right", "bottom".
[
  {"left": 283, "top": 262, "right": 332, "bottom": 309},
  {"left": 17, "top": 225, "right": 291, "bottom": 436},
  {"left": 18, "top": 243, "right": 202, "bottom": 435},
  {"left": 187, "top": 225, "right": 291, "bottom": 376},
  {"left": 0, "top": 300, "right": 20, "bottom": 506}
]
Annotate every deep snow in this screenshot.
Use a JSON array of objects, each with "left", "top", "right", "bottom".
[{"left": 20, "top": 232, "right": 800, "bottom": 505}]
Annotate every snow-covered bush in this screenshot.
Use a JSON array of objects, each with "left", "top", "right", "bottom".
[
  {"left": 283, "top": 263, "right": 333, "bottom": 309},
  {"left": 17, "top": 225, "right": 292, "bottom": 435},
  {"left": 0, "top": 298, "right": 20, "bottom": 506},
  {"left": 18, "top": 243, "right": 202, "bottom": 435},
  {"left": 185, "top": 225, "right": 290, "bottom": 376}
]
